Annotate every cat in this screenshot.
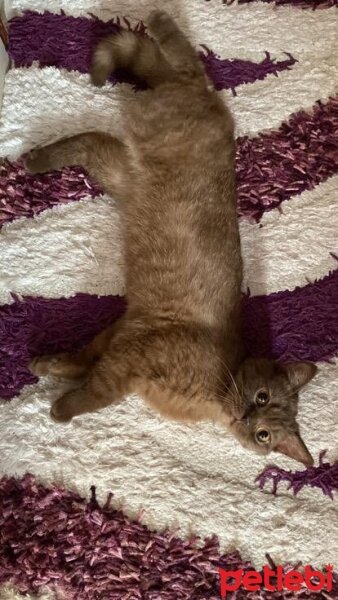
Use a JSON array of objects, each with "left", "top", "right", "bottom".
[{"left": 27, "top": 11, "right": 317, "bottom": 466}]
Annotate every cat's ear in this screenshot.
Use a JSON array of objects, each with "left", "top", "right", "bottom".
[
  {"left": 281, "top": 362, "right": 318, "bottom": 391},
  {"left": 275, "top": 433, "right": 314, "bottom": 466}
]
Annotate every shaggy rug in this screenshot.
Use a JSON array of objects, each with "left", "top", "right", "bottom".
[{"left": 0, "top": 0, "right": 338, "bottom": 598}]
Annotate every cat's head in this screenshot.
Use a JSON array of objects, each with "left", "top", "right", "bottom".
[{"left": 227, "top": 358, "right": 317, "bottom": 466}]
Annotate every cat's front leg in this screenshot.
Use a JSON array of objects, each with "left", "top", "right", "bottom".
[
  {"left": 51, "top": 387, "right": 99, "bottom": 422},
  {"left": 30, "top": 352, "right": 89, "bottom": 379},
  {"left": 50, "top": 358, "right": 130, "bottom": 422},
  {"left": 50, "top": 380, "right": 123, "bottom": 423},
  {"left": 30, "top": 324, "right": 118, "bottom": 380}
]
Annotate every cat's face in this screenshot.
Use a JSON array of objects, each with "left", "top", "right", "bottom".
[{"left": 227, "top": 358, "right": 317, "bottom": 466}]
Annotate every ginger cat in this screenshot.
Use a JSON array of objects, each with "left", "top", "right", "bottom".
[{"left": 28, "top": 11, "right": 317, "bottom": 465}]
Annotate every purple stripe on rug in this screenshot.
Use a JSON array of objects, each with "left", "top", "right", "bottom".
[
  {"left": 1, "top": 475, "right": 337, "bottom": 599},
  {"left": 1, "top": 268, "right": 338, "bottom": 401},
  {"left": 237, "top": 96, "right": 338, "bottom": 221},
  {"left": 8, "top": 12, "right": 145, "bottom": 87},
  {"left": 0, "top": 160, "right": 101, "bottom": 227},
  {"left": 234, "top": 0, "right": 337, "bottom": 8},
  {"left": 8, "top": 11, "right": 296, "bottom": 93},
  {"left": 0, "top": 294, "right": 126, "bottom": 401},
  {"left": 200, "top": 47, "right": 295, "bottom": 95},
  {"left": 243, "top": 267, "right": 338, "bottom": 362},
  {"left": 256, "top": 451, "right": 338, "bottom": 498},
  {"left": 2, "top": 96, "right": 337, "bottom": 227}
]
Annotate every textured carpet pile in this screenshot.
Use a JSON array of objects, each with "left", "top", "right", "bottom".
[{"left": 0, "top": 1, "right": 337, "bottom": 598}]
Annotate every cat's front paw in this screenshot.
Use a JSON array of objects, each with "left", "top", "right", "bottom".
[
  {"left": 50, "top": 391, "right": 77, "bottom": 423},
  {"left": 30, "top": 353, "right": 70, "bottom": 377},
  {"left": 25, "top": 149, "right": 53, "bottom": 174}
]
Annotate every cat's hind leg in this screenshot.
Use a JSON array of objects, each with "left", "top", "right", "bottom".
[
  {"left": 148, "top": 11, "right": 204, "bottom": 79},
  {"left": 25, "top": 132, "right": 130, "bottom": 198},
  {"left": 90, "top": 30, "right": 174, "bottom": 88},
  {"left": 90, "top": 11, "right": 204, "bottom": 89}
]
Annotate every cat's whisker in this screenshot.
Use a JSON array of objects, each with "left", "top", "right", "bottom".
[
  {"left": 211, "top": 383, "right": 242, "bottom": 412},
  {"left": 211, "top": 373, "right": 241, "bottom": 406},
  {"left": 218, "top": 357, "right": 242, "bottom": 402},
  {"left": 204, "top": 376, "right": 235, "bottom": 402}
]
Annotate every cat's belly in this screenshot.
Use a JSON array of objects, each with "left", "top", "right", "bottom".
[
  {"left": 123, "top": 165, "right": 240, "bottom": 325},
  {"left": 126, "top": 248, "right": 241, "bottom": 327}
]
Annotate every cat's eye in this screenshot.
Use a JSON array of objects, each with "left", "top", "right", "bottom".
[
  {"left": 255, "top": 389, "right": 269, "bottom": 407},
  {"left": 255, "top": 429, "right": 271, "bottom": 445}
]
